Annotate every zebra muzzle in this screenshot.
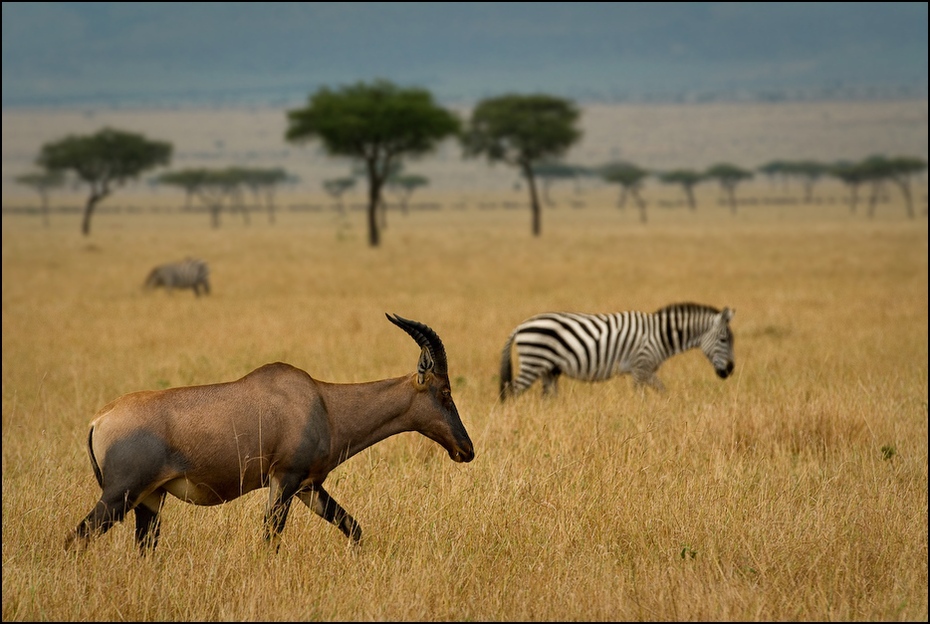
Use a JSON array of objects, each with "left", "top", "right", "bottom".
[{"left": 716, "top": 362, "right": 734, "bottom": 379}]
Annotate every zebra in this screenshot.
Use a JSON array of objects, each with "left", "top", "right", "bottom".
[
  {"left": 499, "top": 302, "right": 735, "bottom": 400},
  {"left": 144, "top": 257, "right": 211, "bottom": 297}
]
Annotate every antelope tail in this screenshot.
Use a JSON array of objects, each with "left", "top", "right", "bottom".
[{"left": 87, "top": 425, "right": 104, "bottom": 489}]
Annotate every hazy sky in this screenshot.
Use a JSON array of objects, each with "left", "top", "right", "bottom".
[{"left": 2, "top": 2, "right": 927, "bottom": 107}]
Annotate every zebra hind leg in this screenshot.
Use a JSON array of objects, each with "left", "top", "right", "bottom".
[
  {"left": 540, "top": 367, "right": 562, "bottom": 397},
  {"left": 511, "top": 361, "right": 546, "bottom": 399}
]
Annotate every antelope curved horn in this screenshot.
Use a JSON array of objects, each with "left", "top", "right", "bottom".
[{"left": 386, "top": 313, "right": 448, "bottom": 375}]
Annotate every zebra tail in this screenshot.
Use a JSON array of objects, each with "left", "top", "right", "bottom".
[
  {"left": 499, "top": 331, "right": 516, "bottom": 402},
  {"left": 143, "top": 268, "right": 158, "bottom": 288}
]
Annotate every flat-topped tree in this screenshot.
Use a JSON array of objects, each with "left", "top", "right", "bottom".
[
  {"left": 387, "top": 172, "right": 429, "bottom": 215},
  {"left": 705, "top": 163, "right": 754, "bottom": 214},
  {"left": 460, "top": 94, "right": 581, "bottom": 236},
  {"left": 239, "top": 167, "right": 291, "bottom": 224},
  {"left": 657, "top": 169, "right": 705, "bottom": 211},
  {"left": 286, "top": 80, "right": 460, "bottom": 247},
  {"left": 829, "top": 160, "right": 870, "bottom": 213},
  {"left": 599, "top": 161, "right": 650, "bottom": 222},
  {"left": 534, "top": 160, "right": 587, "bottom": 206},
  {"left": 323, "top": 177, "right": 357, "bottom": 213},
  {"left": 15, "top": 169, "right": 66, "bottom": 227},
  {"left": 783, "top": 160, "right": 829, "bottom": 203},
  {"left": 38, "top": 127, "right": 172, "bottom": 235},
  {"left": 859, "top": 155, "right": 928, "bottom": 218},
  {"left": 159, "top": 168, "right": 242, "bottom": 228}
]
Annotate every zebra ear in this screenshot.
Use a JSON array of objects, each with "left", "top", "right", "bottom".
[
  {"left": 417, "top": 348, "right": 434, "bottom": 385},
  {"left": 721, "top": 307, "right": 735, "bottom": 323}
]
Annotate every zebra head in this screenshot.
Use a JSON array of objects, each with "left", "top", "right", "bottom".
[{"left": 700, "top": 307, "right": 735, "bottom": 379}]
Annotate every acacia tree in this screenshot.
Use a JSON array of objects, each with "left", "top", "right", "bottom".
[
  {"left": 829, "top": 160, "right": 869, "bottom": 213},
  {"left": 323, "top": 177, "right": 357, "bottom": 213},
  {"left": 387, "top": 172, "right": 429, "bottom": 214},
  {"left": 159, "top": 168, "right": 237, "bottom": 228},
  {"left": 461, "top": 94, "right": 581, "bottom": 236},
  {"left": 534, "top": 161, "right": 587, "bottom": 206},
  {"left": 37, "top": 127, "right": 172, "bottom": 235},
  {"left": 237, "top": 167, "right": 291, "bottom": 224},
  {"left": 657, "top": 169, "right": 705, "bottom": 211},
  {"left": 783, "top": 160, "right": 829, "bottom": 203},
  {"left": 705, "top": 163, "right": 754, "bottom": 214},
  {"left": 757, "top": 160, "right": 791, "bottom": 192},
  {"left": 285, "top": 80, "right": 460, "bottom": 247},
  {"left": 858, "top": 155, "right": 928, "bottom": 218},
  {"left": 15, "top": 169, "right": 66, "bottom": 227},
  {"left": 599, "top": 161, "right": 650, "bottom": 222}
]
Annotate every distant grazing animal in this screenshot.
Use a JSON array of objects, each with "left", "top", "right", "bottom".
[
  {"left": 144, "top": 257, "right": 210, "bottom": 296},
  {"left": 499, "top": 302, "right": 735, "bottom": 400},
  {"left": 65, "top": 314, "right": 475, "bottom": 553}
]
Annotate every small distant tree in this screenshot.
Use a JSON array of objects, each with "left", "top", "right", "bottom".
[
  {"left": 829, "top": 160, "right": 869, "bottom": 213},
  {"left": 534, "top": 160, "right": 587, "bottom": 206},
  {"left": 657, "top": 169, "right": 705, "bottom": 211},
  {"left": 158, "top": 168, "right": 208, "bottom": 212},
  {"left": 286, "top": 80, "right": 460, "bottom": 247},
  {"left": 14, "top": 169, "right": 66, "bottom": 227},
  {"left": 853, "top": 155, "right": 929, "bottom": 219},
  {"left": 159, "top": 168, "right": 241, "bottom": 228},
  {"left": 599, "top": 161, "right": 650, "bottom": 222},
  {"left": 892, "top": 156, "right": 927, "bottom": 218},
  {"left": 387, "top": 173, "right": 429, "bottom": 214},
  {"left": 783, "top": 160, "right": 829, "bottom": 203},
  {"left": 705, "top": 163, "right": 754, "bottom": 214},
  {"left": 37, "top": 127, "right": 172, "bottom": 235},
  {"left": 461, "top": 94, "right": 581, "bottom": 236},
  {"left": 237, "top": 167, "right": 291, "bottom": 224},
  {"left": 757, "top": 160, "right": 791, "bottom": 192},
  {"left": 323, "top": 177, "right": 357, "bottom": 213},
  {"left": 854, "top": 155, "right": 901, "bottom": 217}
]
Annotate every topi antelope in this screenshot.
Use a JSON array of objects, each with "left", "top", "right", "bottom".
[{"left": 65, "top": 314, "right": 475, "bottom": 553}]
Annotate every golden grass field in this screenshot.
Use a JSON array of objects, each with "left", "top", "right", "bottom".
[{"left": 2, "top": 100, "right": 928, "bottom": 621}]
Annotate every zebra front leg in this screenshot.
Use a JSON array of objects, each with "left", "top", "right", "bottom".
[
  {"left": 632, "top": 366, "right": 666, "bottom": 393},
  {"left": 298, "top": 486, "right": 362, "bottom": 542}
]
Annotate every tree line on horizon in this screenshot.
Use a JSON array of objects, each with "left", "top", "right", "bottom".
[{"left": 13, "top": 80, "right": 929, "bottom": 243}]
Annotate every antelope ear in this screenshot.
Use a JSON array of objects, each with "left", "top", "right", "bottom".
[{"left": 417, "top": 348, "right": 434, "bottom": 386}]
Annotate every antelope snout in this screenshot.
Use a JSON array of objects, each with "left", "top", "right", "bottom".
[{"left": 450, "top": 441, "right": 475, "bottom": 463}]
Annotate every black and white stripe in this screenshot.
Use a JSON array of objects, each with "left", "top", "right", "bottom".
[
  {"left": 499, "top": 302, "right": 735, "bottom": 400},
  {"left": 144, "top": 257, "right": 211, "bottom": 297}
]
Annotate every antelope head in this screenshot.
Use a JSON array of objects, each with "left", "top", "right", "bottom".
[{"left": 386, "top": 313, "right": 474, "bottom": 463}]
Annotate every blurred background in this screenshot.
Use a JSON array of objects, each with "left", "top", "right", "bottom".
[{"left": 3, "top": 2, "right": 927, "bottom": 108}]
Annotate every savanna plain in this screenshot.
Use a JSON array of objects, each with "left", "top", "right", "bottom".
[{"left": 2, "top": 100, "right": 928, "bottom": 621}]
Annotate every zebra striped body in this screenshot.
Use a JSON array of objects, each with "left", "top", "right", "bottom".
[
  {"left": 499, "top": 302, "right": 735, "bottom": 400},
  {"left": 144, "top": 257, "right": 211, "bottom": 297}
]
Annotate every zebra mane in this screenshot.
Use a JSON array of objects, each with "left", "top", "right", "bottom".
[{"left": 652, "top": 302, "right": 720, "bottom": 317}]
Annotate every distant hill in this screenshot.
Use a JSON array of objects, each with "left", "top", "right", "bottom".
[{"left": 2, "top": 2, "right": 927, "bottom": 108}]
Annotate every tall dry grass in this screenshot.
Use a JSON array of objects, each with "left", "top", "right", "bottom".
[{"left": 2, "top": 185, "right": 927, "bottom": 621}]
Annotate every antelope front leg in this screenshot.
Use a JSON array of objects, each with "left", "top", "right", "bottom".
[
  {"left": 297, "top": 486, "right": 362, "bottom": 542},
  {"left": 264, "top": 477, "right": 300, "bottom": 550}
]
